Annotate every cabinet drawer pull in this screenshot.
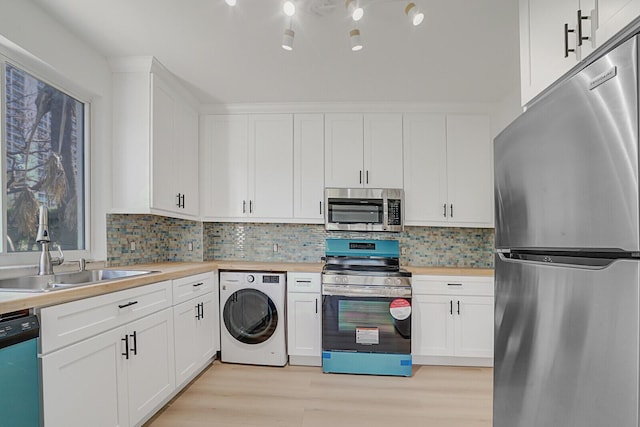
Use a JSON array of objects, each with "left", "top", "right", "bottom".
[
  {"left": 130, "top": 331, "right": 137, "bottom": 356},
  {"left": 577, "top": 9, "right": 590, "bottom": 46},
  {"left": 564, "top": 23, "right": 576, "bottom": 58},
  {"left": 193, "top": 282, "right": 204, "bottom": 287},
  {"left": 121, "top": 335, "right": 129, "bottom": 359},
  {"left": 447, "top": 283, "right": 463, "bottom": 287},
  {"left": 296, "top": 280, "right": 312, "bottom": 284},
  {"left": 118, "top": 301, "right": 138, "bottom": 309}
]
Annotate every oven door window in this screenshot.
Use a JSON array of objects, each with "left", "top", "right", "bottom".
[
  {"left": 223, "top": 289, "right": 278, "bottom": 344},
  {"left": 322, "top": 295, "right": 411, "bottom": 353},
  {"left": 327, "top": 198, "right": 383, "bottom": 224}
]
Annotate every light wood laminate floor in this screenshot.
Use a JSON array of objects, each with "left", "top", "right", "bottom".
[{"left": 145, "top": 361, "right": 493, "bottom": 427}]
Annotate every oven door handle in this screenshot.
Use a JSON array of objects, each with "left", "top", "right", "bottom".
[{"left": 321, "top": 284, "right": 411, "bottom": 298}]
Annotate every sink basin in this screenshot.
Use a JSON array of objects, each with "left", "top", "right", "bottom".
[{"left": 0, "top": 270, "right": 157, "bottom": 293}]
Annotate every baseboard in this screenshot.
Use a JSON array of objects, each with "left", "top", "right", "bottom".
[
  {"left": 413, "top": 355, "right": 493, "bottom": 367},
  {"left": 288, "top": 355, "right": 321, "bottom": 366}
]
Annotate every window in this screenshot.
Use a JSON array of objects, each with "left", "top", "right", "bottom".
[{"left": 3, "top": 62, "right": 86, "bottom": 253}]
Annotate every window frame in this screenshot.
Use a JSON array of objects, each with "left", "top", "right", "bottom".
[{"left": 0, "top": 43, "right": 91, "bottom": 266}]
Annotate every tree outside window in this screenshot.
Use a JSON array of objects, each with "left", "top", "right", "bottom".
[{"left": 4, "top": 63, "right": 85, "bottom": 252}]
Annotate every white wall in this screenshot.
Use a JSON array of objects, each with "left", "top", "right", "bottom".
[
  {"left": 0, "top": 0, "right": 111, "bottom": 262},
  {"left": 491, "top": 87, "right": 523, "bottom": 139}
]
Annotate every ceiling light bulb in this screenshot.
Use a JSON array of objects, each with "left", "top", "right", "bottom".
[
  {"left": 405, "top": 2, "right": 424, "bottom": 26},
  {"left": 350, "top": 29, "right": 363, "bottom": 51},
  {"left": 346, "top": 0, "right": 364, "bottom": 21},
  {"left": 225, "top": 0, "right": 237, "bottom": 6},
  {"left": 283, "top": 1, "right": 296, "bottom": 16},
  {"left": 282, "top": 28, "right": 295, "bottom": 51}
]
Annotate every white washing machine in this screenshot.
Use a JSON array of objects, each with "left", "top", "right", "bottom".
[{"left": 219, "top": 272, "right": 287, "bottom": 366}]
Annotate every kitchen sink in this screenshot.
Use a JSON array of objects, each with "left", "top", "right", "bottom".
[{"left": 0, "top": 269, "right": 157, "bottom": 293}]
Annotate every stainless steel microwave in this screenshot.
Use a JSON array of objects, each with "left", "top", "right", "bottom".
[{"left": 324, "top": 188, "right": 404, "bottom": 232}]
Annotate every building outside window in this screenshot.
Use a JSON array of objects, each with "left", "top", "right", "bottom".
[{"left": 3, "top": 61, "right": 86, "bottom": 253}]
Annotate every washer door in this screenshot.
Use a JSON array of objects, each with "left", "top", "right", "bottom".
[{"left": 223, "top": 288, "right": 278, "bottom": 344}]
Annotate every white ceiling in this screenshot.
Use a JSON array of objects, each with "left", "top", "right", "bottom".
[{"left": 31, "top": 0, "right": 520, "bottom": 105}]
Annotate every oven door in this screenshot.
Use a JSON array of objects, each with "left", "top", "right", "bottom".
[{"left": 322, "top": 287, "right": 411, "bottom": 354}]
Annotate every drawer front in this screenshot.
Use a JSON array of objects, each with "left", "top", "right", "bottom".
[
  {"left": 40, "top": 280, "right": 172, "bottom": 354},
  {"left": 172, "top": 272, "right": 215, "bottom": 305},
  {"left": 412, "top": 275, "right": 494, "bottom": 296},
  {"left": 287, "top": 272, "right": 321, "bottom": 293}
]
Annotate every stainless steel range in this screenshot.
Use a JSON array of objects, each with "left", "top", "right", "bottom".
[{"left": 321, "top": 239, "right": 412, "bottom": 376}]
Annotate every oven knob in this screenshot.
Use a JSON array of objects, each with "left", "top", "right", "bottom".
[{"left": 247, "top": 275, "right": 255, "bottom": 283}]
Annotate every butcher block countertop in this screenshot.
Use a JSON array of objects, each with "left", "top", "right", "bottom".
[{"left": 0, "top": 261, "right": 493, "bottom": 315}]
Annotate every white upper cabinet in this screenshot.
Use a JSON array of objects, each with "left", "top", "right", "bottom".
[
  {"left": 403, "top": 114, "right": 493, "bottom": 227},
  {"left": 325, "top": 113, "right": 403, "bottom": 189},
  {"left": 520, "top": 0, "right": 639, "bottom": 105},
  {"left": 293, "top": 114, "right": 325, "bottom": 222},
  {"left": 111, "top": 57, "right": 200, "bottom": 219},
  {"left": 598, "top": 0, "right": 640, "bottom": 41},
  {"left": 201, "top": 114, "right": 249, "bottom": 219},
  {"left": 200, "top": 114, "right": 294, "bottom": 221}
]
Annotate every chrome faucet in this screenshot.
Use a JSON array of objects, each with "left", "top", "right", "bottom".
[{"left": 36, "top": 206, "right": 64, "bottom": 275}]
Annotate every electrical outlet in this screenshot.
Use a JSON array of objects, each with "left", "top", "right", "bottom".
[
  {"left": 273, "top": 243, "right": 278, "bottom": 252},
  {"left": 130, "top": 241, "right": 136, "bottom": 251},
  {"left": 401, "top": 247, "right": 407, "bottom": 255},
  {"left": 188, "top": 242, "right": 193, "bottom": 251}
]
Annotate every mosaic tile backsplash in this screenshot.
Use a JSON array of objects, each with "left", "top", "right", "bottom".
[{"left": 107, "top": 214, "right": 495, "bottom": 268}]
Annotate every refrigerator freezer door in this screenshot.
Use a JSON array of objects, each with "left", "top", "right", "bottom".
[
  {"left": 494, "top": 255, "right": 640, "bottom": 427},
  {"left": 495, "top": 35, "right": 639, "bottom": 251}
]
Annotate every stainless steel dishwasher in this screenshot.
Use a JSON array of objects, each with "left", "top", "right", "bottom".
[{"left": 0, "top": 311, "right": 40, "bottom": 427}]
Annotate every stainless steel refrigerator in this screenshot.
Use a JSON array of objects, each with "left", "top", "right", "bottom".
[{"left": 494, "top": 34, "right": 640, "bottom": 426}]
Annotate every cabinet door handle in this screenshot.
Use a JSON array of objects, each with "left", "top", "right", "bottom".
[
  {"left": 130, "top": 331, "right": 138, "bottom": 356},
  {"left": 457, "top": 300, "right": 461, "bottom": 315},
  {"left": 443, "top": 203, "right": 447, "bottom": 218},
  {"left": 450, "top": 204, "right": 454, "bottom": 218},
  {"left": 249, "top": 200, "right": 253, "bottom": 214},
  {"left": 315, "top": 298, "right": 318, "bottom": 314},
  {"left": 564, "top": 23, "right": 576, "bottom": 58},
  {"left": 195, "top": 304, "right": 200, "bottom": 320},
  {"left": 118, "top": 301, "right": 138, "bottom": 309},
  {"left": 181, "top": 194, "right": 185, "bottom": 209},
  {"left": 366, "top": 170, "right": 369, "bottom": 184},
  {"left": 121, "top": 335, "right": 129, "bottom": 359},
  {"left": 359, "top": 170, "right": 363, "bottom": 184},
  {"left": 319, "top": 201, "right": 323, "bottom": 215},
  {"left": 450, "top": 300, "right": 453, "bottom": 315},
  {"left": 242, "top": 200, "right": 246, "bottom": 214},
  {"left": 577, "top": 9, "right": 590, "bottom": 46},
  {"left": 176, "top": 193, "right": 182, "bottom": 208}
]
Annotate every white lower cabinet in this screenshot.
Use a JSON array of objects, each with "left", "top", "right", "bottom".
[
  {"left": 41, "top": 326, "right": 129, "bottom": 427},
  {"left": 412, "top": 275, "right": 494, "bottom": 366},
  {"left": 286, "top": 272, "right": 322, "bottom": 366},
  {"left": 173, "top": 291, "right": 218, "bottom": 387},
  {"left": 41, "top": 307, "right": 175, "bottom": 427},
  {"left": 40, "top": 272, "right": 219, "bottom": 427}
]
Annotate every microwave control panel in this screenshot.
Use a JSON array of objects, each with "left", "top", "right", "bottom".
[{"left": 388, "top": 199, "right": 402, "bottom": 225}]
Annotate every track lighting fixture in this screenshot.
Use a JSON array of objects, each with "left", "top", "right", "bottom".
[
  {"left": 283, "top": 1, "right": 296, "bottom": 17},
  {"left": 282, "top": 28, "right": 295, "bottom": 51},
  {"left": 405, "top": 2, "right": 424, "bottom": 26},
  {"left": 346, "top": 0, "right": 364, "bottom": 21},
  {"left": 222, "top": 1, "right": 423, "bottom": 51},
  {"left": 350, "top": 29, "right": 363, "bottom": 51}
]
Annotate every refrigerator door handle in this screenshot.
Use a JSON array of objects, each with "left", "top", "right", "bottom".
[{"left": 498, "top": 251, "right": 625, "bottom": 269}]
